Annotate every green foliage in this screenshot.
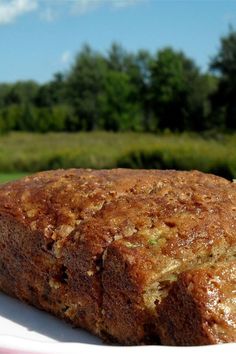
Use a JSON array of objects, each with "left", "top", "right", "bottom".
[
  {"left": 0, "top": 84, "right": 11, "bottom": 107},
  {"left": 0, "top": 104, "right": 74, "bottom": 133},
  {"left": 66, "top": 44, "right": 107, "bottom": 130},
  {"left": 211, "top": 28, "right": 236, "bottom": 78},
  {"left": 34, "top": 73, "right": 66, "bottom": 107},
  {"left": 107, "top": 43, "right": 129, "bottom": 72},
  {"left": 99, "top": 70, "right": 142, "bottom": 131},
  {"left": 210, "top": 28, "right": 236, "bottom": 130},
  {"left": 116, "top": 48, "right": 153, "bottom": 131},
  {"left": 188, "top": 74, "right": 218, "bottom": 131},
  {"left": 0, "top": 81, "right": 39, "bottom": 107},
  {"left": 1, "top": 34, "right": 236, "bottom": 133},
  {"left": 150, "top": 48, "right": 210, "bottom": 131}
]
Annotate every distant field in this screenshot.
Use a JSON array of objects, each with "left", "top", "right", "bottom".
[
  {"left": 0, "top": 131, "right": 235, "bottom": 181},
  {"left": 0, "top": 173, "right": 27, "bottom": 183}
]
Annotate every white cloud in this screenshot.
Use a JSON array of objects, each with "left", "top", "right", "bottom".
[
  {"left": 0, "top": 0, "right": 145, "bottom": 25},
  {"left": 61, "top": 50, "right": 72, "bottom": 65},
  {"left": 71, "top": 0, "right": 144, "bottom": 14},
  {"left": 40, "top": 7, "right": 57, "bottom": 23},
  {"left": 71, "top": 0, "right": 104, "bottom": 14},
  {"left": 112, "top": 0, "right": 143, "bottom": 9},
  {"left": 0, "top": 0, "right": 38, "bottom": 25}
]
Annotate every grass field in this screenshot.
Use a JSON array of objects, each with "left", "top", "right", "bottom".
[
  {"left": 0, "top": 131, "right": 236, "bottom": 182},
  {"left": 0, "top": 173, "right": 27, "bottom": 183}
]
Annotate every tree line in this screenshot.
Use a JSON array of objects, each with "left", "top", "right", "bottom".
[{"left": 1, "top": 29, "right": 236, "bottom": 133}]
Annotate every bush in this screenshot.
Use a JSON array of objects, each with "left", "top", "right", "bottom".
[{"left": 0, "top": 105, "right": 75, "bottom": 133}]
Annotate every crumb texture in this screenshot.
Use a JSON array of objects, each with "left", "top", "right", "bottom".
[
  {"left": 156, "top": 261, "right": 236, "bottom": 345},
  {"left": 0, "top": 168, "right": 236, "bottom": 345}
]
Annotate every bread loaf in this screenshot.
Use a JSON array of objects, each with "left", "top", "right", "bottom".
[
  {"left": 156, "top": 261, "right": 236, "bottom": 345},
  {"left": 0, "top": 168, "right": 236, "bottom": 345}
]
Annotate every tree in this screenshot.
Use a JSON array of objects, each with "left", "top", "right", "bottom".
[
  {"left": 34, "top": 73, "right": 66, "bottom": 107},
  {"left": 210, "top": 28, "right": 236, "bottom": 130},
  {"left": 18, "top": 104, "right": 37, "bottom": 131},
  {"left": 127, "top": 50, "right": 153, "bottom": 131},
  {"left": 107, "top": 42, "right": 128, "bottom": 72},
  {"left": 107, "top": 44, "right": 153, "bottom": 130},
  {"left": 0, "top": 43, "right": 219, "bottom": 133},
  {"left": 150, "top": 48, "right": 209, "bottom": 131},
  {"left": 0, "top": 84, "right": 12, "bottom": 107},
  {"left": 211, "top": 28, "right": 236, "bottom": 78},
  {"left": 4, "top": 81, "right": 39, "bottom": 106},
  {"left": 66, "top": 44, "right": 107, "bottom": 131},
  {"left": 99, "top": 70, "right": 141, "bottom": 131}
]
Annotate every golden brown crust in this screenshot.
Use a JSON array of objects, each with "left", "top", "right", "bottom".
[
  {"left": 156, "top": 261, "right": 236, "bottom": 345},
  {"left": 0, "top": 168, "right": 232, "bottom": 240},
  {"left": 0, "top": 168, "right": 236, "bottom": 344}
]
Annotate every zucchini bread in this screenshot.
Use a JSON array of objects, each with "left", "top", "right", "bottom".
[
  {"left": 0, "top": 168, "right": 236, "bottom": 345},
  {"left": 156, "top": 260, "right": 236, "bottom": 345}
]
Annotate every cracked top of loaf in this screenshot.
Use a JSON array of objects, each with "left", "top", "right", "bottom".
[
  {"left": 0, "top": 168, "right": 231, "bottom": 239},
  {"left": 1, "top": 168, "right": 236, "bottom": 310}
]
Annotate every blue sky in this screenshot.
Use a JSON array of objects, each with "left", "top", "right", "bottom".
[{"left": 0, "top": 0, "right": 236, "bottom": 83}]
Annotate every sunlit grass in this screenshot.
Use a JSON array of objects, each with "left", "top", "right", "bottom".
[
  {"left": 0, "top": 173, "right": 27, "bottom": 183},
  {"left": 0, "top": 131, "right": 235, "bottom": 181}
]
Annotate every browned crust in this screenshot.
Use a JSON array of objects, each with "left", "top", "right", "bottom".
[
  {"left": 156, "top": 261, "right": 236, "bottom": 345},
  {"left": 0, "top": 169, "right": 236, "bottom": 344}
]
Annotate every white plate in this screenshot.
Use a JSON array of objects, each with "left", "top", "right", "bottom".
[{"left": 0, "top": 292, "right": 235, "bottom": 354}]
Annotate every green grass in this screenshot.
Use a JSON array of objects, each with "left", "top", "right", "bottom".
[
  {"left": 0, "top": 173, "right": 27, "bottom": 183},
  {"left": 0, "top": 131, "right": 162, "bottom": 171},
  {"left": 0, "top": 131, "right": 236, "bottom": 182}
]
